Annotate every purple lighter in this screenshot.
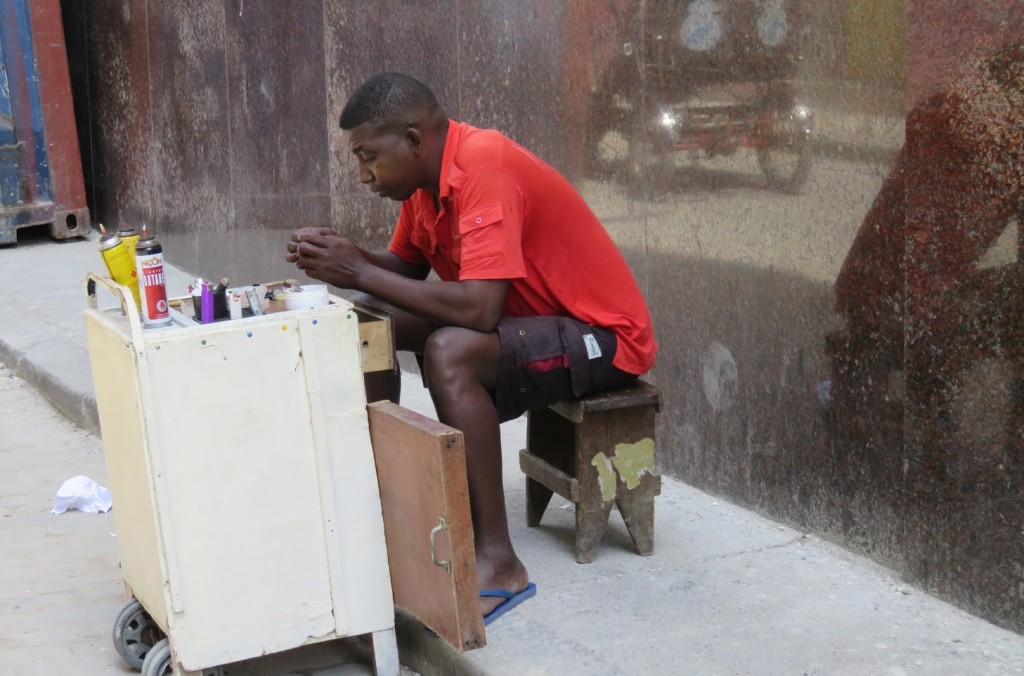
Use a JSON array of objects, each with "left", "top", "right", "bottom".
[{"left": 200, "top": 282, "right": 214, "bottom": 323}]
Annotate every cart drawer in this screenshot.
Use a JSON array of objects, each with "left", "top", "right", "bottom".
[{"left": 354, "top": 303, "right": 394, "bottom": 374}]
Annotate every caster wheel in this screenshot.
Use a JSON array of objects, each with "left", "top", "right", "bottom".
[
  {"left": 112, "top": 598, "right": 164, "bottom": 670},
  {"left": 141, "top": 637, "right": 173, "bottom": 676}
]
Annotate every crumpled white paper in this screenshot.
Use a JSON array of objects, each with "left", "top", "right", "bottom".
[{"left": 51, "top": 475, "right": 112, "bottom": 514}]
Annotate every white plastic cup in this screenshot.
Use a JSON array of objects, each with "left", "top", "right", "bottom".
[{"left": 283, "top": 284, "right": 329, "bottom": 310}]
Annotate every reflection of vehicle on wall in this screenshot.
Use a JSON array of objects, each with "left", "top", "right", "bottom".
[{"left": 587, "top": 0, "right": 813, "bottom": 194}]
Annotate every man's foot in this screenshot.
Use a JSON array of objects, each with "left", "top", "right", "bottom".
[
  {"left": 480, "top": 583, "right": 537, "bottom": 625},
  {"left": 477, "top": 555, "right": 530, "bottom": 618}
]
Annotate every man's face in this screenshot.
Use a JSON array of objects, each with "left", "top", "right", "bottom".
[{"left": 346, "top": 122, "right": 421, "bottom": 201}]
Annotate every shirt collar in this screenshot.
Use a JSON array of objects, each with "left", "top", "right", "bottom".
[{"left": 438, "top": 119, "right": 467, "bottom": 199}]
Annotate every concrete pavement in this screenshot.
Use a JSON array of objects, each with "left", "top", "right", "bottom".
[
  {"left": 2, "top": 228, "right": 1024, "bottom": 675},
  {"left": 1, "top": 362, "right": 414, "bottom": 676}
]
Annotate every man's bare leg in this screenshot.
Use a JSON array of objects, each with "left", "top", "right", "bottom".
[
  {"left": 421, "top": 326, "right": 529, "bottom": 617},
  {"left": 354, "top": 295, "right": 528, "bottom": 616}
]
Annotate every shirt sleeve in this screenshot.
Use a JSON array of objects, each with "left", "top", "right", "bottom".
[
  {"left": 456, "top": 169, "right": 527, "bottom": 281},
  {"left": 387, "top": 202, "right": 428, "bottom": 264}
]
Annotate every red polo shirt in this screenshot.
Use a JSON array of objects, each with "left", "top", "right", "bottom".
[{"left": 389, "top": 120, "right": 657, "bottom": 375}]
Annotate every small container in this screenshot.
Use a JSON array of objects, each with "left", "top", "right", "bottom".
[
  {"left": 283, "top": 284, "right": 329, "bottom": 311},
  {"left": 227, "top": 292, "right": 242, "bottom": 320},
  {"left": 191, "top": 279, "right": 228, "bottom": 322}
]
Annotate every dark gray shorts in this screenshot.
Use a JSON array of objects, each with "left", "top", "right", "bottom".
[{"left": 492, "top": 316, "right": 637, "bottom": 423}]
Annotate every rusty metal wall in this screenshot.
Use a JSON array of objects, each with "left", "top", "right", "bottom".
[{"left": 64, "top": 0, "right": 1024, "bottom": 634}]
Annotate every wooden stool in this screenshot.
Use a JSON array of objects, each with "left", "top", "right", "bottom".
[{"left": 519, "top": 380, "right": 662, "bottom": 563}]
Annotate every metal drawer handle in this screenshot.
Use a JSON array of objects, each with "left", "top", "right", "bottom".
[{"left": 429, "top": 516, "right": 451, "bottom": 573}]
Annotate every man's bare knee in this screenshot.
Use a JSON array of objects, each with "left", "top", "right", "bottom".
[{"left": 422, "top": 327, "right": 498, "bottom": 391}]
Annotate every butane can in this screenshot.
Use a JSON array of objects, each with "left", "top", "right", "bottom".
[
  {"left": 116, "top": 223, "right": 140, "bottom": 255},
  {"left": 135, "top": 225, "right": 172, "bottom": 327},
  {"left": 97, "top": 224, "right": 141, "bottom": 309}
]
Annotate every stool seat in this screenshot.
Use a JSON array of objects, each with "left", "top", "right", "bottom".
[{"left": 519, "top": 380, "right": 662, "bottom": 563}]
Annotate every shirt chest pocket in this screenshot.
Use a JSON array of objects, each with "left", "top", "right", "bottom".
[
  {"left": 407, "top": 201, "right": 438, "bottom": 257},
  {"left": 410, "top": 226, "right": 437, "bottom": 257},
  {"left": 409, "top": 210, "right": 465, "bottom": 266},
  {"left": 448, "top": 217, "right": 463, "bottom": 265}
]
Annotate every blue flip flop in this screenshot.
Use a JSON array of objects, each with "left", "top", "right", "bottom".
[{"left": 481, "top": 582, "right": 537, "bottom": 625}]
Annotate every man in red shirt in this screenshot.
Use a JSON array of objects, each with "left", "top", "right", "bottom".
[{"left": 287, "top": 72, "right": 656, "bottom": 624}]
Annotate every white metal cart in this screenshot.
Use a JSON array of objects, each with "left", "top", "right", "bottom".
[{"left": 84, "top": 273, "right": 399, "bottom": 676}]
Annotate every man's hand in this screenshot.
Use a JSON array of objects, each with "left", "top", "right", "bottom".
[
  {"left": 285, "top": 227, "right": 506, "bottom": 332},
  {"left": 285, "top": 227, "right": 333, "bottom": 264},
  {"left": 286, "top": 228, "right": 368, "bottom": 289}
]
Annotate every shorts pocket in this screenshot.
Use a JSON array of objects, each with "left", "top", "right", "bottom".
[
  {"left": 558, "top": 319, "right": 592, "bottom": 397},
  {"left": 560, "top": 320, "right": 620, "bottom": 399}
]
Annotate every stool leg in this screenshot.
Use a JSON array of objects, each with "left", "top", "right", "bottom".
[
  {"left": 525, "top": 476, "right": 553, "bottom": 527},
  {"left": 574, "top": 501, "right": 613, "bottom": 563},
  {"left": 616, "top": 485, "right": 656, "bottom": 556}
]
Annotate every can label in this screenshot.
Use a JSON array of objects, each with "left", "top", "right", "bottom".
[
  {"left": 100, "top": 239, "right": 141, "bottom": 309},
  {"left": 121, "top": 233, "right": 140, "bottom": 255},
  {"left": 137, "top": 253, "right": 171, "bottom": 325}
]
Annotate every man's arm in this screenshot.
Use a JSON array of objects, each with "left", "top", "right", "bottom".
[
  {"left": 360, "top": 249, "right": 432, "bottom": 280},
  {"left": 287, "top": 227, "right": 431, "bottom": 280},
  {"left": 289, "top": 229, "right": 507, "bottom": 333}
]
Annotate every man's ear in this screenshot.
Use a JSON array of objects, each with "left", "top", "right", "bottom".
[{"left": 405, "top": 126, "right": 424, "bottom": 155}]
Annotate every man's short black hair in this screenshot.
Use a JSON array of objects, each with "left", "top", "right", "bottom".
[{"left": 340, "top": 72, "right": 442, "bottom": 132}]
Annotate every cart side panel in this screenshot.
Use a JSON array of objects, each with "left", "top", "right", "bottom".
[
  {"left": 298, "top": 311, "right": 395, "bottom": 638},
  {"left": 84, "top": 311, "right": 169, "bottom": 629},
  {"left": 143, "top": 318, "right": 337, "bottom": 669}
]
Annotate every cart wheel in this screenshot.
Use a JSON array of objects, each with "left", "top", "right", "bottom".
[
  {"left": 141, "top": 638, "right": 172, "bottom": 676},
  {"left": 112, "top": 599, "right": 164, "bottom": 670},
  {"left": 757, "top": 101, "right": 813, "bottom": 194}
]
